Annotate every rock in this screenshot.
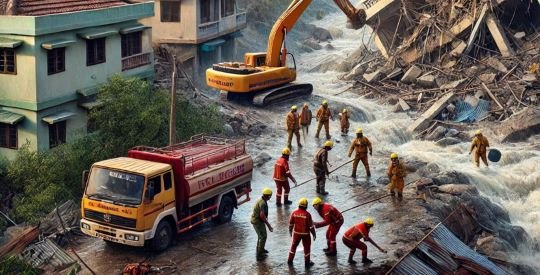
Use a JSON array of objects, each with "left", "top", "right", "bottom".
[
  {"left": 312, "top": 27, "right": 333, "bottom": 42},
  {"left": 440, "top": 79, "right": 466, "bottom": 90},
  {"left": 384, "top": 68, "right": 403, "bottom": 80},
  {"left": 327, "top": 26, "right": 343, "bottom": 39},
  {"left": 513, "top": 32, "right": 526, "bottom": 39},
  {"left": 485, "top": 57, "right": 508, "bottom": 73},
  {"left": 400, "top": 65, "right": 422, "bottom": 84},
  {"left": 435, "top": 184, "right": 478, "bottom": 195},
  {"left": 376, "top": 176, "right": 389, "bottom": 185},
  {"left": 425, "top": 126, "right": 446, "bottom": 141},
  {"left": 398, "top": 98, "right": 411, "bottom": 111},
  {"left": 392, "top": 103, "right": 402, "bottom": 113},
  {"left": 445, "top": 128, "right": 459, "bottom": 137},
  {"left": 343, "top": 62, "right": 368, "bottom": 80},
  {"left": 436, "top": 137, "right": 462, "bottom": 147},
  {"left": 363, "top": 70, "right": 383, "bottom": 83},
  {"left": 303, "top": 38, "right": 322, "bottom": 50},
  {"left": 254, "top": 152, "right": 272, "bottom": 167},
  {"left": 223, "top": 124, "right": 234, "bottom": 136},
  {"left": 478, "top": 73, "right": 496, "bottom": 83},
  {"left": 324, "top": 43, "right": 334, "bottom": 50},
  {"left": 522, "top": 73, "right": 537, "bottom": 82},
  {"left": 476, "top": 235, "right": 514, "bottom": 258},
  {"left": 494, "top": 108, "right": 540, "bottom": 143},
  {"left": 417, "top": 74, "right": 437, "bottom": 87},
  {"left": 450, "top": 41, "right": 467, "bottom": 57}
]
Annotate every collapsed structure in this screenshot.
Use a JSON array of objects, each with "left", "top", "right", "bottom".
[{"left": 347, "top": 0, "right": 540, "bottom": 134}]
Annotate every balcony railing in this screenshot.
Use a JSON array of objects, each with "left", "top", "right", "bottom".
[
  {"left": 198, "top": 21, "right": 219, "bottom": 38},
  {"left": 236, "top": 12, "right": 247, "bottom": 25},
  {"left": 121, "top": 52, "right": 151, "bottom": 71}
]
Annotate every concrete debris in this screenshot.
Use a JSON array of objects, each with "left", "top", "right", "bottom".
[
  {"left": 21, "top": 238, "right": 75, "bottom": 270},
  {"left": 346, "top": 0, "right": 539, "bottom": 129},
  {"left": 408, "top": 92, "right": 456, "bottom": 133},
  {"left": 398, "top": 98, "right": 411, "bottom": 112}
]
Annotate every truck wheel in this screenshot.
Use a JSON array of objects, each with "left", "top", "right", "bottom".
[
  {"left": 217, "top": 196, "right": 234, "bottom": 223},
  {"left": 152, "top": 221, "right": 172, "bottom": 252}
]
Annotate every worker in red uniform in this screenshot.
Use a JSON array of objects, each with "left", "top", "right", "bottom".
[
  {"left": 312, "top": 197, "right": 343, "bottom": 256},
  {"left": 342, "top": 217, "right": 387, "bottom": 265},
  {"left": 273, "top": 147, "right": 297, "bottom": 206},
  {"left": 288, "top": 198, "right": 316, "bottom": 268}
]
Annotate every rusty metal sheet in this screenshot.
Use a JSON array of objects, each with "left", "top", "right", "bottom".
[
  {"left": 392, "top": 254, "right": 437, "bottom": 275},
  {"left": 21, "top": 238, "right": 75, "bottom": 269}
]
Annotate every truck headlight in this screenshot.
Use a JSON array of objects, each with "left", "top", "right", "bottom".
[
  {"left": 81, "top": 222, "right": 90, "bottom": 230},
  {"left": 125, "top": 234, "right": 139, "bottom": 241}
]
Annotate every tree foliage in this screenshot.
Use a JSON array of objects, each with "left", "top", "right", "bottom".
[{"left": 3, "top": 75, "right": 224, "bottom": 224}]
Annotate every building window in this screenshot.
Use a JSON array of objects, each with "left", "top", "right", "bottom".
[
  {"left": 121, "top": 32, "right": 142, "bottom": 58},
  {"left": 0, "top": 48, "right": 16, "bottom": 74},
  {"left": 86, "top": 38, "right": 106, "bottom": 66},
  {"left": 47, "top": 48, "right": 65, "bottom": 75},
  {"left": 221, "top": 0, "right": 235, "bottom": 17},
  {"left": 0, "top": 123, "right": 17, "bottom": 149},
  {"left": 49, "top": 121, "right": 66, "bottom": 148},
  {"left": 201, "top": 0, "right": 219, "bottom": 23},
  {"left": 160, "top": 1, "right": 181, "bottom": 22}
]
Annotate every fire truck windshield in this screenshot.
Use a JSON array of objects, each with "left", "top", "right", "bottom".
[{"left": 86, "top": 167, "right": 145, "bottom": 205}]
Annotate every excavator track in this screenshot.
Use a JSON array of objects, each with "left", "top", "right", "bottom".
[{"left": 252, "top": 83, "right": 313, "bottom": 106}]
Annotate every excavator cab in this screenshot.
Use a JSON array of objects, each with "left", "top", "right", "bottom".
[{"left": 244, "top": 53, "right": 267, "bottom": 67}]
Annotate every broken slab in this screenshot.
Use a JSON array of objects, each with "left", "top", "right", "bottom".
[
  {"left": 493, "top": 108, "right": 540, "bottom": 143},
  {"left": 464, "top": 4, "right": 489, "bottom": 56},
  {"left": 417, "top": 74, "right": 437, "bottom": 88},
  {"left": 478, "top": 73, "right": 496, "bottom": 83},
  {"left": 384, "top": 68, "right": 403, "bottom": 80},
  {"left": 400, "top": 65, "right": 422, "bottom": 83},
  {"left": 486, "top": 14, "right": 515, "bottom": 57},
  {"left": 398, "top": 98, "right": 411, "bottom": 111},
  {"left": 450, "top": 41, "right": 467, "bottom": 57},
  {"left": 485, "top": 57, "right": 508, "bottom": 73},
  {"left": 363, "top": 70, "right": 383, "bottom": 83},
  {"left": 440, "top": 79, "right": 466, "bottom": 90},
  {"left": 407, "top": 92, "right": 456, "bottom": 133}
]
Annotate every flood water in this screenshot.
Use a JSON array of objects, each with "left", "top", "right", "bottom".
[{"left": 74, "top": 11, "right": 540, "bottom": 275}]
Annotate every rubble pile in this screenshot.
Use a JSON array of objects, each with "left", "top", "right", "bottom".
[{"left": 346, "top": 0, "right": 540, "bottom": 135}]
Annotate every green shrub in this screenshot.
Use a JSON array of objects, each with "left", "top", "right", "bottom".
[{"left": 0, "top": 256, "right": 39, "bottom": 275}]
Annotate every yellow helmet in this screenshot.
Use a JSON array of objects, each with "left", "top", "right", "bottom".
[
  {"left": 324, "top": 140, "right": 334, "bottom": 148},
  {"left": 343, "top": 109, "right": 347, "bottom": 113},
  {"left": 322, "top": 100, "right": 328, "bottom": 106},
  {"left": 291, "top": 105, "right": 298, "bottom": 111},
  {"left": 475, "top": 130, "right": 482, "bottom": 135},
  {"left": 312, "top": 197, "right": 323, "bottom": 206},
  {"left": 364, "top": 217, "right": 374, "bottom": 225},
  {"left": 262, "top": 188, "right": 273, "bottom": 196},
  {"left": 390, "top": 153, "right": 398, "bottom": 159},
  {"left": 356, "top": 128, "right": 363, "bottom": 134},
  {"left": 298, "top": 198, "right": 308, "bottom": 207},
  {"left": 282, "top": 147, "right": 291, "bottom": 155}
]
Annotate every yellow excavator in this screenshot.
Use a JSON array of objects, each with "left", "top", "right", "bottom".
[{"left": 206, "top": 0, "right": 366, "bottom": 106}]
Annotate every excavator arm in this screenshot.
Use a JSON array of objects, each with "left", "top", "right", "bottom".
[{"left": 265, "top": 0, "right": 366, "bottom": 67}]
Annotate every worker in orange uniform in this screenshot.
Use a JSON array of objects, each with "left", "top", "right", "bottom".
[
  {"left": 387, "top": 153, "right": 406, "bottom": 199},
  {"left": 286, "top": 105, "right": 302, "bottom": 149},
  {"left": 251, "top": 188, "right": 274, "bottom": 261},
  {"left": 342, "top": 217, "right": 387, "bottom": 265},
  {"left": 348, "top": 128, "right": 373, "bottom": 178},
  {"left": 312, "top": 197, "right": 343, "bottom": 256},
  {"left": 299, "top": 103, "right": 312, "bottom": 143},
  {"left": 288, "top": 198, "right": 316, "bottom": 268},
  {"left": 273, "top": 147, "right": 297, "bottom": 206},
  {"left": 469, "top": 130, "right": 490, "bottom": 167},
  {"left": 315, "top": 100, "right": 333, "bottom": 139},
  {"left": 313, "top": 140, "right": 334, "bottom": 195},
  {"left": 339, "top": 109, "right": 350, "bottom": 136}
]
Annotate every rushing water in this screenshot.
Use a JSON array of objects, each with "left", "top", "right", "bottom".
[{"left": 297, "top": 13, "right": 540, "bottom": 269}]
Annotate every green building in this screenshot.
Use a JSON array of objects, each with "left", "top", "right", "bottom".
[{"left": 0, "top": 0, "right": 155, "bottom": 159}]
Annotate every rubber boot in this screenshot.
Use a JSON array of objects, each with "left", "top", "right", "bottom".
[
  {"left": 362, "top": 257, "right": 373, "bottom": 264},
  {"left": 305, "top": 260, "right": 314, "bottom": 268},
  {"left": 348, "top": 250, "right": 356, "bottom": 264},
  {"left": 320, "top": 186, "right": 329, "bottom": 195},
  {"left": 284, "top": 195, "right": 293, "bottom": 205},
  {"left": 390, "top": 191, "right": 395, "bottom": 197}
]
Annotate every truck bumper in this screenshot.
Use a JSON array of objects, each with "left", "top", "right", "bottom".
[{"left": 80, "top": 219, "right": 146, "bottom": 247}]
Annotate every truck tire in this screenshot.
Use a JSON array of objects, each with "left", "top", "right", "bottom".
[
  {"left": 217, "top": 196, "right": 234, "bottom": 223},
  {"left": 152, "top": 221, "right": 172, "bottom": 252}
]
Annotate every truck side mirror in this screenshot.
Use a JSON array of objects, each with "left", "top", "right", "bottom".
[
  {"left": 82, "top": 170, "right": 89, "bottom": 190},
  {"left": 146, "top": 182, "right": 155, "bottom": 201}
]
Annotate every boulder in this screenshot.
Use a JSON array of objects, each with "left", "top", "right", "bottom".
[
  {"left": 494, "top": 108, "right": 540, "bottom": 143},
  {"left": 324, "top": 43, "right": 335, "bottom": 50},
  {"left": 343, "top": 62, "right": 368, "bottom": 80},
  {"left": 435, "top": 184, "right": 478, "bottom": 195},
  {"left": 312, "top": 27, "right": 333, "bottom": 42},
  {"left": 417, "top": 74, "right": 437, "bottom": 88},
  {"left": 376, "top": 176, "right": 389, "bottom": 185},
  {"left": 425, "top": 126, "right": 446, "bottom": 141},
  {"left": 363, "top": 70, "right": 383, "bottom": 83},
  {"left": 475, "top": 235, "right": 514, "bottom": 258},
  {"left": 223, "top": 124, "right": 234, "bottom": 136},
  {"left": 302, "top": 38, "right": 322, "bottom": 50},
  {"left": 400, "top": 65, "right": 422, "bottom": 83},
  {"left": 254, "top": 152, "right": 272, "bottom": 167},
  {"left": 327, "top": 26, "right": 344, "bottom": 39},
  {"left": 436, "top": 137, "right": 462, "bottom": 147}
]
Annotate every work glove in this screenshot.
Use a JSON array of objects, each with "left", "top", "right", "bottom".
[
  {"left": 268, "top": 225, "right": 273, "bottom": 232},
  {"left": 370, "top": 151, "right": 373, "bottom": 156}
]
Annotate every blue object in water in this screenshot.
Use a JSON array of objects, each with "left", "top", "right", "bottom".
[{"left": 488, "top": 148, "right": 502, "bottom": 162}]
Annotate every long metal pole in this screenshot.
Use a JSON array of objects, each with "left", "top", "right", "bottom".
[{"left": 169, "top": 54, "right": 177, "bottom": 146}]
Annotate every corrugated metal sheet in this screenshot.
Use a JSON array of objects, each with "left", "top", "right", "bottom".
[
  {"left": 454, "top": 99, "right": 490, "bottom": 122},
  {"left": 21, "top": 238, "right": 75, "bottom": 269},
  {"left": 388, "top": 224, "right": 510, "bottom": 275}
]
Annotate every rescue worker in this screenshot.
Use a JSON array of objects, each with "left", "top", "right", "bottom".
[
  {"left": 348, "top": 128, "right": 373, "bottom": 178},
  {"left": 342, "top": 218, "right": 387, "bottom": 265},
  {"left": 469, "top": 130, "right": 490, "bottom": 167},
  {"left": 315, "top": 100, "right": 333, "bottom": 139},
  {"left": 339, "top": 109, "right": 350, "bottom": 135},
  {"left": 312, "top": 197, "right": 343, "bottom": 256},
  {"left": 273, "top": 147, "right": 297, "bottom": 206},
  {"left": 288, "top": 198, "right": 316, "bottom": 268},
  {"left": 387, "top": 153, "right": 406, "bottom": 199},
  {"left": 299, "top": 103, "right": 312, "bottom": 142},
  {"left": 313, "top": 140, "right": 333, "bottom": 195},
  {"left": 286, "top": 105, "right": 302, "bottom": 149},
  {"left": 251, "top": 188, "right": 274, "bottom": 261}
]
